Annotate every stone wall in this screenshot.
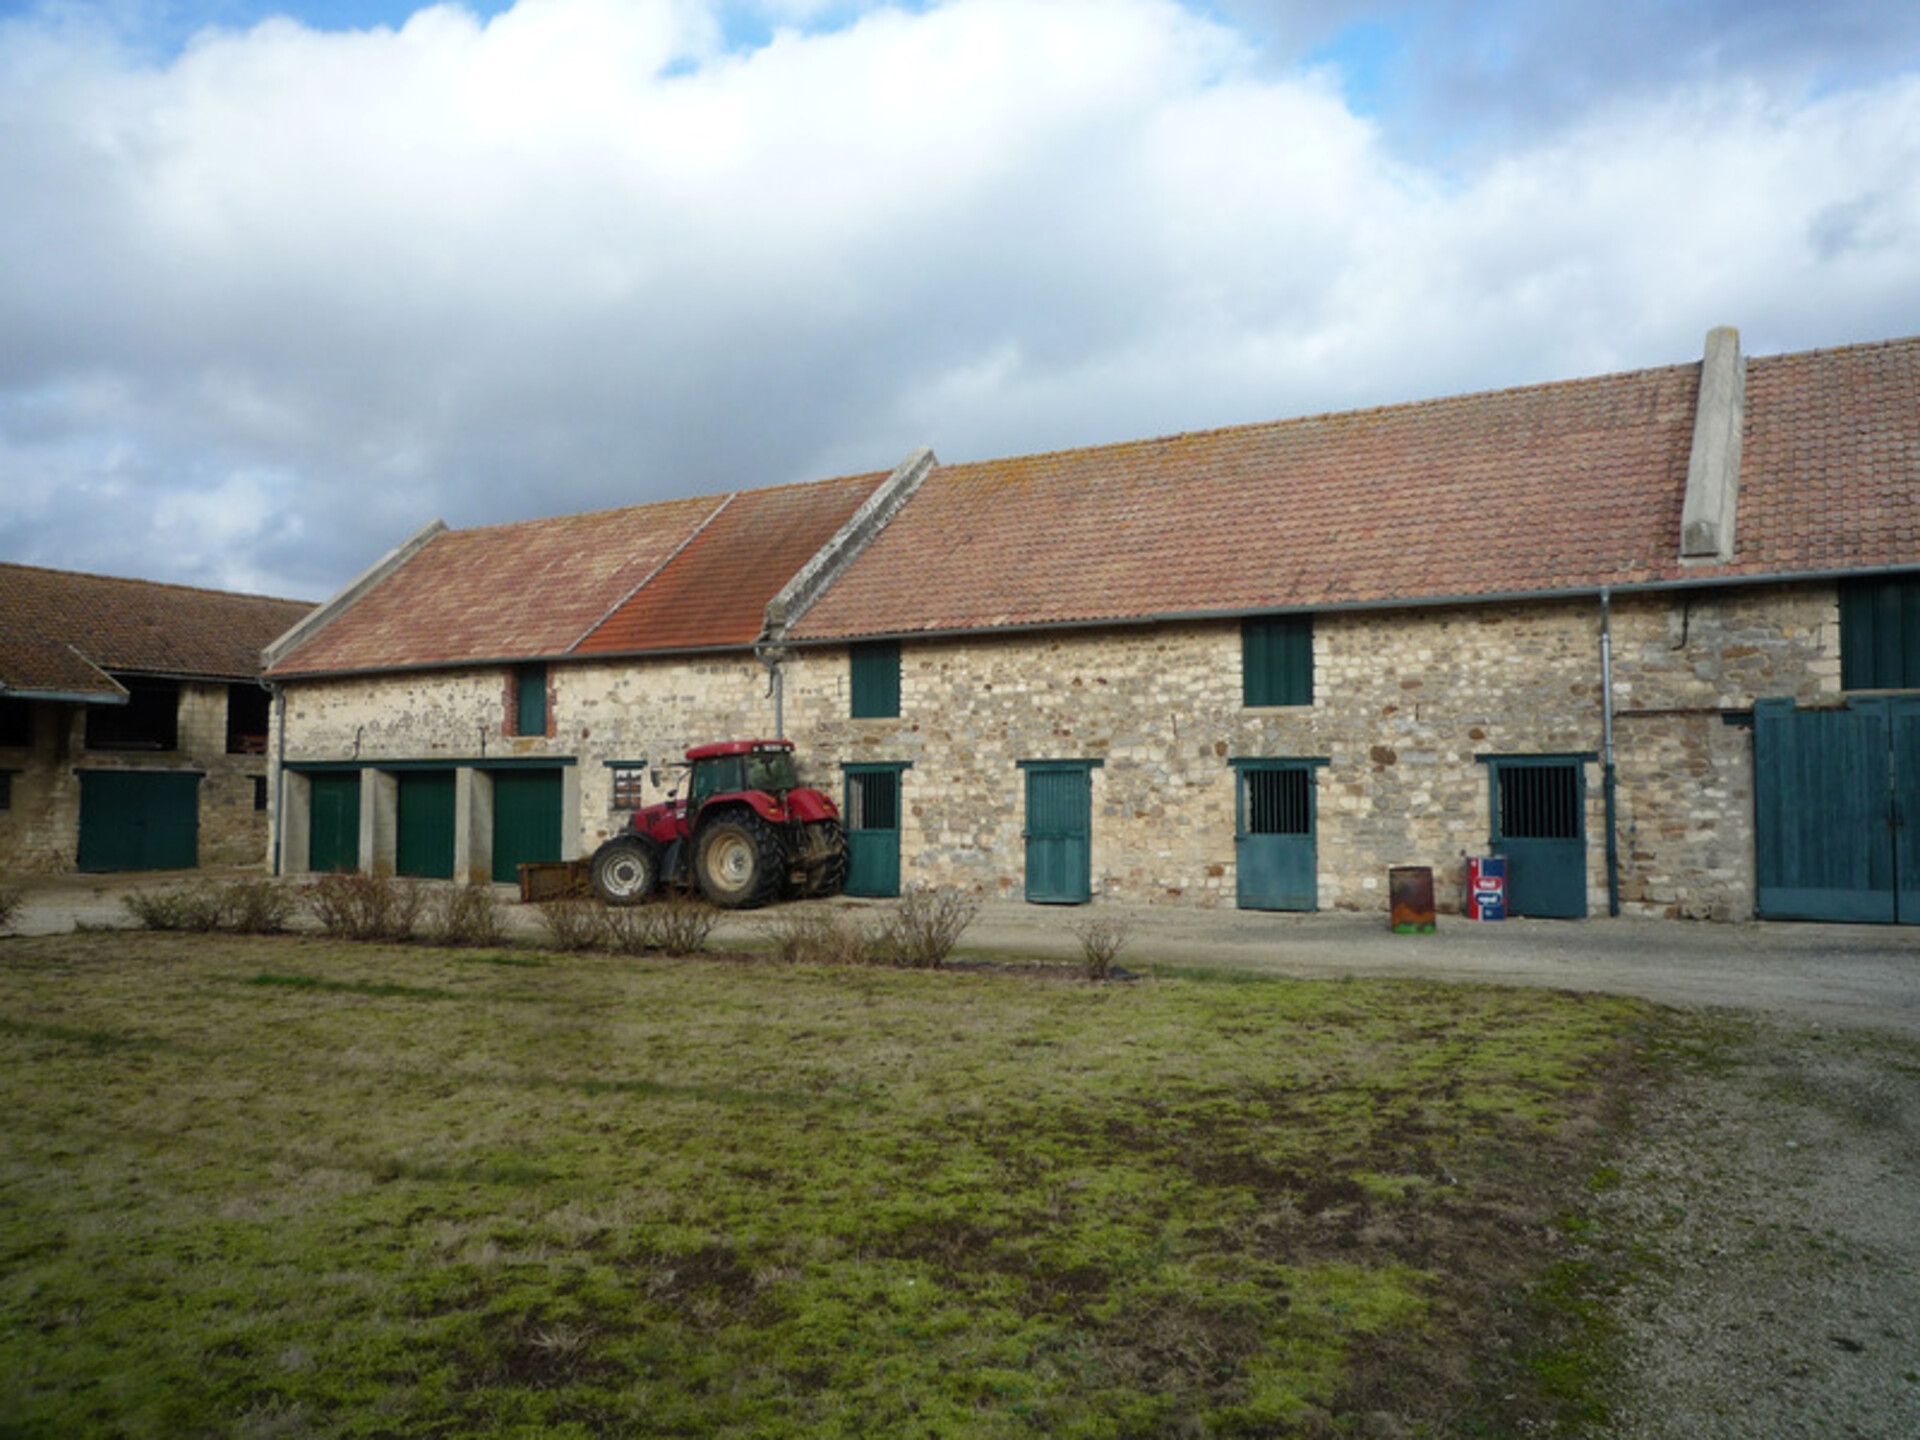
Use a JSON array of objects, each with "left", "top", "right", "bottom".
[
  {"left": 269, "top": 581, "right": 1841, "bottom": 918},
  {"left": 0, "top": 683, "right": 272, "bottom": 873}
]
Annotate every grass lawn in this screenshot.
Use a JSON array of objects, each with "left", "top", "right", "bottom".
[{"left": 0, "top": 931, "right": 1664, "bottom": 1438}]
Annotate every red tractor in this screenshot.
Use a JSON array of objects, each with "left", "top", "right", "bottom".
[{"left": 588, "top": 739, "right": 848, "bottom": 909}]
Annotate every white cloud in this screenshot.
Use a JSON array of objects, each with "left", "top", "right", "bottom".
[{"left": 0, "top": 0, "right": 1916, "bottom": 599}]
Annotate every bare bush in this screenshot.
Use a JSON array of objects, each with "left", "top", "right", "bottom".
[
  {"left": 596, "top": 904, "right": 655, "bottom": 956},
  {"left": 645, "top": 895, "right": 720, "bottom": 956},
  {"left": 872, "top": 885, "right": 980, "bottom": 970},
  {"left": 423, "top": 884, "right": 507, "bottom": 948},
  {"left": 762, "top": 907, "right": 873, "bottom": 965},
  {"left": 303, "top": 872, "right": 424, "bottom": 942},
  {"left": 1072, "top": 916, "right": 1132, "bottom": 981},
  {"left": 124, "top": 884, "right": 230, "bottom": 932},
  {"left": 223, "top": 879, "right": 299, "bottom": 935},
  {"left": 0, "top": 885, "right": 19, "bottom": 933},
  {"left": 535, "top": 897, "right": 606, "bottom": 952}
]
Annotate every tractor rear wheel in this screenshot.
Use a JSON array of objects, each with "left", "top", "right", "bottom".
[
  {"left": 694, "top": 813, "right": 784, "bottom": 909},
  {"left": 797, "top": 818, "right": 849, "bottom": 899},
  {"left": 590, "top": 837, "right": 657, "bottom": 905}
]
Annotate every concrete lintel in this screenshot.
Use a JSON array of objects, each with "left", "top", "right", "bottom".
[
  {"left": 764, "top": 447, "right": 938, "bottom": 638},
  {"left": 1680, "top": 327, "right": 1746, "bottom": 563},
  {"left": 265, "top": 519, "right": 449, "bottom": 671}
]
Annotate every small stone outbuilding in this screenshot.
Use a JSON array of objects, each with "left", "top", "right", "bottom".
[
  {"left": 0, "top": 564, "right": 313, "bottom": 873},
  {"left": 266, "top": 330, "right": 1920, "bottom": 923}
]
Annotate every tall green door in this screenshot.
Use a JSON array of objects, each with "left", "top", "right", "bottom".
[
  {"left": 77, "top": 771, "right": 200, "bottom": 872},
  {"left": 1233, "top": 759, "right": 1325, "bottom": 911},
  {"left": 845, "top": 764, "right": 908, "bottom": 898},
  {"left": 1020, "top": 761, "right": 1099, "bottom": 905},
  {"left": 1484, "top": 756, "right": 1590, "bottom": 919},
  {"left": 491, "top": 768, "right": 563, "bottom": 883},
  {"left": 395, "top": 770, "right": 456, "bottom": 879},
  {"left": 308, "top": 772, "right": 362, "bottom": 874},
  {"left": 1754, "top": 697, "right": 1919, "bottom": 923}
]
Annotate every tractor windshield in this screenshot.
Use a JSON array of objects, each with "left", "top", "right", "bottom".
[{"left": 744, "top": 750, "right": 799, "bottom": 793}]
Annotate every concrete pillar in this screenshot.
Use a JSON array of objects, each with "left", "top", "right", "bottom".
[
  {"left": 282, "top": 772, "right": 312, "bottom": 876},
  {"left": 454, "top": 767, "right": 492, "bottom": 884},
  {"left": 366, "top": 770, "right": 396, "bottom": 876}
]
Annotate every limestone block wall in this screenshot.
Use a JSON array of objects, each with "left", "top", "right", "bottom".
[
  {"left": 0, "top": 684, "right": 272, "bottom": 873},
  {"left": 782, "top": 583, "right": 1839, "bottom": 917}
]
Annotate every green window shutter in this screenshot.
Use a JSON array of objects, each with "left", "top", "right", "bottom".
[
  {"left": 850, "top": 641, "right": 901, "bottom": 719},
  {"left": 1242, "top": 617, "right": 1313, "bottom": 707},
  {"left": 1841, "top": 579, "right": 1920, "bottom": 690},
  {"left": 514, "top": 664, "right": 548, "bottom": 736}
]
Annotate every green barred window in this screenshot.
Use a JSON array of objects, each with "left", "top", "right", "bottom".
[{"left": 1242, "top": 616, "right": 1313, "bottom": 707}]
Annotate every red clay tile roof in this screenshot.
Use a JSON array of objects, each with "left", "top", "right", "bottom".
[
  {"left": 790, "top": 336, "right": 1920, "bottom": 640},
  {"left": 0, "top": 563, "right": 313, "bottom": 696},
  {"left": 575, "top": 473, "right": 889, "bottom": 655},
  {"left": 270, "top": 475, "right": 888, "bottom": 676}
]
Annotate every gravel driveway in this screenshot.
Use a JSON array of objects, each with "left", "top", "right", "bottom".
[{"left": 6, "top": 872, "right": 1918, "bottom": 1435}]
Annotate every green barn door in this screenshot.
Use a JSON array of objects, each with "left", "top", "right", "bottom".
[
  {"left": 1021, "top": 761, "right": 1098, "bottom": 905},
  {"left": 77, "top": 771, "right": 200, "bottom": 872},
  {"left": 308, "top": 772, "right": 362, "bottom": 874},
  {"left": 1233, "top": 759, "right": 1324, "bottom": 911},
  {"left": 491, "top": 768, "right": 563, "bottom": 883},
  {"left": 395, "top": 770, "right": 456, "bottom": 879},
  {"left": 845, "top": 764, "right": 908, "bottom": 898},
  {"left": 1896, "top": 699, "right": 1920, "bottom": 920},
  {"left": 1754, "top": 698, "right": 1916, "bottom": 923},
  {"left": 1485, "top": 757, "right": 1589, "bottom": 919}
]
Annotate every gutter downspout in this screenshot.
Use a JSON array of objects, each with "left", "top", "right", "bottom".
[
  {"left": 1600, "top": 589, "right": 1620, "bottom": 917},
  {"left": 756, "top": 645, "right": 786, "bottom": 739},
  {"left": 269, "top": 681, "right": 286, "bottom": 879}
]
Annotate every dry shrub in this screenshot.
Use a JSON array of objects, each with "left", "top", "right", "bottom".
[
  {"left": 0, "top": 885, "right": 22, "bottom": 934},
  {"left": 645, "top": 895, "right": 720, "bottom": 956},
  {"left": 304, "top": 872, "right": 424, "bottom": 942},
  {"left": 123, "top": 884, "right": 230, "bottom": 932},
  {"left": 423, "top": 884, "right": 506, "bottom": 948},
  {"left": 871, "top": 885, "right": 979, "bottom": 970},
  {"left": 595, "top": 904, "right": 655, "bottom": 956},
  {"left": 1072, "top": 916, "right": 1132, "bottom": 981},
  {"left": 762, "top": 907, "right": 874, "bottom": 965},
  {"left": 535, "top": 897, "right": 605, "bottom": 952},
  {"left": 223, "top": 879, "right": 299, "bottom": 934}
]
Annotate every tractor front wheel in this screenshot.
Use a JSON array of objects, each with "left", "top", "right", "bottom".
[
  {"left": 590, "top": 837, "right": 658, "bottom": 905},
  {"left": 694, "top": 814, "right": 784, "bottom": 909}
]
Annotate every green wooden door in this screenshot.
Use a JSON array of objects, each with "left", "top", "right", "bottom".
[
  {"left": 395, "top": 770, "right": 456, "bottom": 879},
  {"left": 1754, "top": 698, "right": 1915, "bottom": 923},
  {"left": 1233, "top": 760, "right": 1321, "bottom": 911},
  {"left": 1021, "top": 762, "right": 1096, "bottom": 905},
  {"left": 491, "top": 768, "right": 563, "bottom": 883},
  {"left": 77, "top": 771, "right": 200, "bottom": 872},
  {"left": 844, "top": 765, "right": 906, "bottom": 898},
  {"left": 308, "top": 772, "right": 362, "bottom": 874},
  {"left": 1486, "top": 757, "right": 1588, "bottom": 919}
]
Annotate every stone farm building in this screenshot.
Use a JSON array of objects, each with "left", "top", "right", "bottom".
[
  {"left": 1, "top": 564, "right": 313, "bottom": 873},
  {"left": 265, "top": 329, "right": 1920, "bottom": 923}
]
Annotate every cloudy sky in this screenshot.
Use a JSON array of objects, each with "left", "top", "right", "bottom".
[{"left": 2, "top": 0, "right": 1917, "bottom": 602}]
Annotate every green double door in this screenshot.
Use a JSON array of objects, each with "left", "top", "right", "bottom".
[
  {"left": 491, "top": 768, "right": 563, "bottom": 884},
  {"left": 1485, "top": 756, "right": 1590, "bottom": 919},
  {"left": 844, "top": 765, "right": 909, "bottom": 898},
  {"left": 1755, "top": 697, "right": 1920, "bottom": 923},
  {"left": 77, "top": 771, "right": 200, "bottom": 872},
  {"left": 308, "top": 772, "right": 362, "bottom": 874}
]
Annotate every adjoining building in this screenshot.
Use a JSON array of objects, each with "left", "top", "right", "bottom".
[
  {"left": 0, "top": 564, "right": 313, "bottom": 873},
  {"left": 266, "top": 330, "right": 1920, "bottom": 923}
]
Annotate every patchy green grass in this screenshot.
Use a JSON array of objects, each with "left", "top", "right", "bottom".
[{"left": 0, "top": 932, "right": 1665, "bottom": 1438}]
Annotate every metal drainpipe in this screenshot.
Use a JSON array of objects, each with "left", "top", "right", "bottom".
[
  {"left": 756, "top": 646, "right": 785, "bottom": 738},
  {"left": 269, "top": 682, "right": 286, "bottom": 879},
  {"left": 1600, "top": 589, "right": 1621, "bottom": 916}
]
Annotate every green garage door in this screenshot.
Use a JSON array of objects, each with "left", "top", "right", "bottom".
[
  {"left": 308, "top": 772, "right": 362, "bottom": 874},
  {"left": 395, "top": 770, "right": 456, "bottom": 880},
  {"left": 491, "top": 768, "right": 563, "bottom": 883},
  {"left": 77, "top": 770, "right": 200, "bottom": 872}
]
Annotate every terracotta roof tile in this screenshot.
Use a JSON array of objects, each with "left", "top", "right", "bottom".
[
  {"left": 0, "top": 563, "right": 312, "bottom": 693},
  {"left": 271, "top": 475, "right": 887, "bottom": 675},
  {"left": 575, "top": 472, "right": 888, "bottom": 654},
  {"left": 791, "top": 336, "right": 1920, "bottom": 640}
]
